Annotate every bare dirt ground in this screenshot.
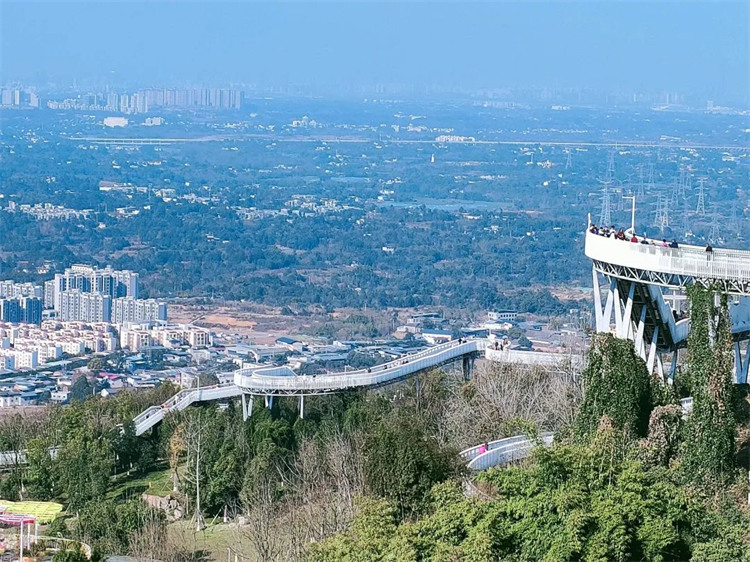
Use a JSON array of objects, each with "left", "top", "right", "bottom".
[
  {"left": 549, "top": 286, "right": 591, "bottom": 302},
  {"left": 169, "top": 301, "right": 397, "bottom": 343}
]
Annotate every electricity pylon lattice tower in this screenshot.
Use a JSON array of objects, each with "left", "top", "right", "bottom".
[
  {"left": 696, "top": 177, "right": 707, "bottom": 216},
  {"left": 636, "top": 164, "right": 645, "bottom": 199},
  {"left": 654, "top": 193, "right": 670, "bottom": 232},
  {"left": 599, "top": 184, "right": 612, "bottom": 226}
]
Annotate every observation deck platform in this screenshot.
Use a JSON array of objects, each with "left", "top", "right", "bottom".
[{"left": 585, "top": 228, "right": 750, "bottom": 383}]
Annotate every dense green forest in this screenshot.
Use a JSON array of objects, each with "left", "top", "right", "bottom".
[
  {"left": 0, "top": 286, "right": 748, "bottom": 560},
  {"left": 2, "top": 104, "right": 748, "bottom": 312}
]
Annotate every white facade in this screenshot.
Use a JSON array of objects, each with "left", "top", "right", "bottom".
[
  {"left": 112, "top": 297, "right": 167, "bottom": 324},
  {"left": 60, "top": 290, "right": 112, "bottom": 323},
  {"left": 0, "top": 394, "right": 22, "bottom": 408},
  {"left": 53, "top": 265, "right": 139, "bottom": 311},
  {"left": 0, "top": 349, "right": 39, "bottom": 369}
]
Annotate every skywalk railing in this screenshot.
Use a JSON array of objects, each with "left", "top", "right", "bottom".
[
  {"left": 234, "top": 339, "right": 486, "bottom": 393},
  {"left": 460, "top": 432, "right": 555, "bottom": 471},
  {"left": 586, "top": 231, "right": 750, "bottom": 284}
]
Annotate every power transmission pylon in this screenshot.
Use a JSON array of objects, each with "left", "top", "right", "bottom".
[
  {"left": 606, "top": 150, "right": 616, "bottom": 183},
  {"left": 681, "top": 197, "right": 691, "bottom": 236},
  {"left": 670, "top": 178, "right": 681, "bottom": 209},
  {"left": 696, "top": 177, "right": 707, "bottom": 215},
  {"left": 677, "top": 165, "right": 690, "bottom": 200},
  {"left": 565, "top": 149, "right": 572, "bottom": 170},
  {"left": 647, "top": 162, "right": 656, "bottom": 193},
  {"left": 654, "top": 193, "right": 670, "bottom": 232},
  {"left": 709, "top": 215, "right": 720, "bottom": 243},
  {"left": 636, "top": 164, "right": 645, "bottom": 199},
  {"left": 600, "top": 184, "right": 612, "bottom": 226}
]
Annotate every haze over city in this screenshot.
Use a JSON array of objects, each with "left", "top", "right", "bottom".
[
  {"left": 1, "top": 1, "right": 749, "bottom": 103},
  {"left": 0, "top": 2, "right": 750, "bottom": 561}
]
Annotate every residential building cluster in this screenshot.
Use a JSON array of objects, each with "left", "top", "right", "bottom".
[
  {"left": 235, "top": 196, "right": 351, "bottom": 221},
  {"left": 0, "top": 320, "right": 117, "bottom": 371},
  {"left": 0, "top": 265, "right": 167, "bottom": 326},
  {"left": 120, "top": 324, "right": 212, "bottom": 351},
  {"left": 0, "top": 297, "right": 43, "bottom": 325},
  {"left": 5, "top": 201, "right": 92, "bottom": 220},
  {"left": 48, "top": 264, "right": 166, "bottom": 324},
  {"left": 143, "top": 88, "right": 243, "bottom": 110}
]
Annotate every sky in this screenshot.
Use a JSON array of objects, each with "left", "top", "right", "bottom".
[{"left": 0, "top": 1, "right": 748, "bottom": 100}]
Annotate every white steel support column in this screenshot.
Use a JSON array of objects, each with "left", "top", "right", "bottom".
[
  {"left": 655, "top": 353, "right": 665, "bottom": 382},
  {"left": 593, "top": 272, "right": 617, "bottom": 333},
  {"left": 613, "top": 282, "right": 623, "bottom": 335},
  {"left": 734, "top": 340, "right": 750, "bottom": 384},
  {"left": 646, "top": 326, "right": 659, "bottom": 375},
  {"left": 299, "top": 395, "right": 305, "bottom": 419},
  {"left": 668, "top": 351, "right": 678, "bottom": 383},
  {"left": 592, "top": 268, "right": 603, "bottom": 330},
  {"left": 265, "top": 395, "right": 274, "bottom": 409},
  {"left": 241, "top": 394, "right": 248, "bottom": 421},
  {"left": 619, "top": 283, "right": 635, "bottom": 339},
  {"left": 634, "top": 307, "right": 647, "bottom": 360}
]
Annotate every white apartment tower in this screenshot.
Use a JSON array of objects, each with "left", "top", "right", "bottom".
[
  {"left": 112, "top": 297, "right": 167, "bottom": 324},
  {"left": 53, "top": 265, "right": 138, "bottom": 311},
  {"left": 60, "top": 290, "right": 112, "bottom": 323}
]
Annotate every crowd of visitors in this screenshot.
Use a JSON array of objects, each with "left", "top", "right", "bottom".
[
  {"left": 589, "top": 223, "right": 716, "bottom": 257},
  {"left": 589, "top": 224, "right": 680, "bottom": 248}
]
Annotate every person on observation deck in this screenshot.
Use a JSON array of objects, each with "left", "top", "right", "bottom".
[{"left": 630, "top": 234, "right": 639, "bottom": 243}]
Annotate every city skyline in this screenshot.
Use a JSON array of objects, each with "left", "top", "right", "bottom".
[{"left": 1, "top": 1, "right": 748, "bottom": 105}]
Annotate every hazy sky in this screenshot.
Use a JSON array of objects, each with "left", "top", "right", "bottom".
[{"left": 1, "top": 1, "right": 748, "bottom": 98}]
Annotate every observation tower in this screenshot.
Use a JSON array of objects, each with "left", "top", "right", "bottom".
[{"left": 585, "top": 218, "right": 750, "bottom": 383}]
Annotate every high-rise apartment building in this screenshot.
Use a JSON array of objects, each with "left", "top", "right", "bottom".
[
  {"left": 0, "top": 297, "right": 43, "bottom": 325},
  {"left": 59, "top": 290, "right": 112, "bottom": 323},
  {"left": 0, "top": 299, "right": 21, "bottom": 323},
  {"left": 20, "top": 297, "right": 43, "bottom": 325},
  {"left": 112, "top": 297, "right": 167, "bottom": 324},
  {"left": 0, "top": 281, "right": 43, "bottom": 299},
  {"left": 53, "top": 265, "right": 138, "bottom": 311}
]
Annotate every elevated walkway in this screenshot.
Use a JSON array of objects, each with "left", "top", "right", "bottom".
[
  {"left": 234, "top": 339, "right": 487, "bottom": 397},
  {"left": 133, "top": 383, "right": 241, "bottom": 435},
  {"left": 460, "top": 433, "right": 555, "bottom": 471},
  {"left": 132, "top": 339, "right": 578, "bottom": 433}
]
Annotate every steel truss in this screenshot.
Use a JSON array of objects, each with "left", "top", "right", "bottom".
[
  {"left": 593, "top": 260, "right": 750, "bottom": 295},
  {"left": 592, "top": 265, "right": 749, "bottom": 384}
]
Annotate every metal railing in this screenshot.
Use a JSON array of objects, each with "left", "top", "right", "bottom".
[
  {"left": 460, "top": 432, "right": 555, "bottom": 471},
  {"left": 133, "top": 382, "right": 242, "bottom": 435},
  {"left": 585, "top": 231, "right": 750, "bottom": 284},
  {"left": 234, "top": 339, "right": 486, "bottom": 393}
]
